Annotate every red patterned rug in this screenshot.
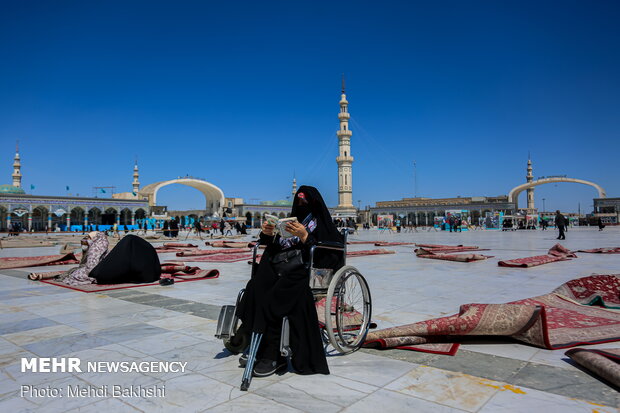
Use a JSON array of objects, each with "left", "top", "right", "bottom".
[
  {"left": 565, "top": 348, "right": 620, "bottom": 388},
  {"left": 347, "top": 249, "right": 396, "bottom": 257},
  {"left": 170, "top": 253, "right": 253, "bottom": 263},
  {"left": 175, "top": 248, "right": 250, "bottom": 257},
  {"left": 577, "top": 247, "right": 620, "bottom": 254},
  {"left": 414, "top": 244, "right": 485, "bottom": 253},
  {"left": 415, "top": 248, "right": 492, "bottom": 262},
  {"left": 553, "top": 274, "right": 620, "bottom": 309},
  {"left": 206, "top": 241, "right": 255, "bottom": 248},
  {"left": 364, "top": 274, "right": 620, "bottom": 355},
  {"left": 498, "top": 244, "right": 576, "bottom": 268},
  {"left": 374, "top": 242, "right": 414, "bottom": 246},
  {"left": 0, "top": 253, "right": 79, "bottom": 270},
  {"left": 39, "top": 268, "right": 220, "bottom": 292}
]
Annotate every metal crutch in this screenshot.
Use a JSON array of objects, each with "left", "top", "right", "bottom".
[{"left": 240, "top": 332, "right": 263, "bottom": 391}]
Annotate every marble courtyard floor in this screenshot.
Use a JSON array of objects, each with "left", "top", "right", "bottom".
[{"left": 0, "top": 227, "right": 618, "bottom": 412}]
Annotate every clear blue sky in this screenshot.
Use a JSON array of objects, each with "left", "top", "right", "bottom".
[{"left": 1, "top": 1, "right": 619, "bottom": 213}]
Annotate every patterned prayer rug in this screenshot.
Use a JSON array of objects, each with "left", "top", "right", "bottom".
[
  {"left": 175, "top": 248, "right": 250, "bottom": 257},
  {"left": 346, "top": 249, "right": 396, "bottom": 257},
  {"left": 414, "top": 248, "right": 492, "bottom": 262},
  {"left": 170, "top": 253, "right": 254, "bottom": 263},
  {"left": 250, "top": 248, "right": 395, "bottom": 265},
  {"left": 553, "top": 274, "right": 620, "bottom": 309},
  {"left": 0, "top": 253, "right": 79, "bottom": 270},
  {"left": 415, "top": 244, "right": 481, "bottom": 251},
  {"left": 364, "top": 274, "right": 620, "bottom": 356},
  {"left": 565, "top": 348, "right": 620, "bottom": 388},
  {"left": 577, "top": 247, "right": 620, "bottom": 254},
  {"left": 39, "top": 268, "right": 220, "bottom": 292},
  {"left": 498, "top": 243, "right": 576, "bottom": 268},
  {"left": 205, "top": 241, "right": 255, "bottom": 248},
  {"left": 374, "top": 242, "right": 415, "bottom": 246}
]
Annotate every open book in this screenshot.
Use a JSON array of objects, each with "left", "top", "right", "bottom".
[{"left": 265, "top": 214, "right": 298, "bottom": 239}]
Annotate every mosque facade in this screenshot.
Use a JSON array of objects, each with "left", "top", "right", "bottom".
[{"left": 0, "top": 148, "right": 149, "bottom": 231}]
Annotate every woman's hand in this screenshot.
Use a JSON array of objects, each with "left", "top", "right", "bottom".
[
  {"left": 261, "top": 221, "right": 275, "bottom": 236},
  {"left": 286, "top": 221, "right": 308, "bottom": 243}
]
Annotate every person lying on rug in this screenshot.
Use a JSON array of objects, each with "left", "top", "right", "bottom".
[
  {"left": 29, "top": 231, "right": 108, "bottom": 284},
  {"left": 233, "top": 186, "right": 341, "bottom": 378},
  {"left": 30, "top": 234, "right": 161, "bottom": 285}
]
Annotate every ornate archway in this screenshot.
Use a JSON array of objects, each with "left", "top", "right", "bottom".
[
  {"left": 508, "top": 177, "right": 606, "bottom": 210},
  {"left": 139, "top": 179, "right": 225, "bottom": 215}
]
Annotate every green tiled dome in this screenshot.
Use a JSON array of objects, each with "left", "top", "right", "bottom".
[{"left": 0, "top": 184, "right": 26, "bottom": 194}]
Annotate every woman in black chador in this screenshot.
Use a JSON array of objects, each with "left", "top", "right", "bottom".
[
  {"left": 89, "top": 235, "right": 161, "bottom": 284},
  {"left": 235, "top": 186, "right": 343, "bottom": 377}
]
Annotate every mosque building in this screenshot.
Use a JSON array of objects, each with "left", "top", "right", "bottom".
[{"left": 0, "top": 147, "right": 149, "bottom": 231}]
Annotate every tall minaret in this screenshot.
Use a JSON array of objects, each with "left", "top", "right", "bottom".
[
  {"left": 291, "top": 174, "right": 297, "bottom": 199},
  {"left": 335, "top": 75, "right": 356, "bottom": 216},
  {"left": 12, "top": 141, "right": 22, "bottom": 188},
  {"left": 526, "top": 155, "right": 535, "bottom": 210},
  {"left": 132, "top": 161, "right": 140, "bottom": 194}
]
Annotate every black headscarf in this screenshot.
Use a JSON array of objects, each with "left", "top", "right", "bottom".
[{"left": 291, "top": 185, "right": 343, "bottom": 245}]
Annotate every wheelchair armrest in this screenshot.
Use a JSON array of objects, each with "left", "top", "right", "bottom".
[{"left": 315, "top": 240, "right": 345, "bottom": 249}]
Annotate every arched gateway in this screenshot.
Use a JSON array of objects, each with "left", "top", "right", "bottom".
[
  {"left": 139, "top": 179, "right": 225, "bottom": 215},
  {"left": 508, "top": 177, "right": 606, "bottom": 210}
]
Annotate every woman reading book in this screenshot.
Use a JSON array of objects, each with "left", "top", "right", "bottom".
[{"left": 234, "top": 186, "right": 344, "bottom": 377}]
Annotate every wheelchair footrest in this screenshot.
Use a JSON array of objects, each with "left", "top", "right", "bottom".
[{"left": 215, "top": 305, "right": 237, "bottom": 339}]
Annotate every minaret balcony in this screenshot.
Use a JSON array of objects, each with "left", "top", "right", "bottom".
[
  {"left": 336, "top": 156, "right": 354, "bottom": 163},
  {"left": 337, "top": 130, "right": 352, "bottom": 137},
  {"left": 338, "top": 112, "right": 350, "bottom": 120}
]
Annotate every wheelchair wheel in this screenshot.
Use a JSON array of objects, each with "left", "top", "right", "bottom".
[
  {"left": 324, "top": 265, "right": 372, "bottom": 354},
  {"left": 223, "top": 330, "right": 249, "bottom": 355}
]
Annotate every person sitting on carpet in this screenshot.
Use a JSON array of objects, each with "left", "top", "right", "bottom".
[
  {"left": 30, "top": 233, "right": 161, "bottom": 285},
  {"left": 233, "top": 186, "right": 343, "bottom": 378},
  {"left": 88, "top": 234, "right": 161, "bottom": 284},
  {"left": 43, "top": 231, "right": 109, "bottom": 286}
]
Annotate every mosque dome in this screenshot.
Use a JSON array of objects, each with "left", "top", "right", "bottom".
[
  {"left": 274, "top": 199, "right": 292, "bottom": 206},
  {"left": 0, "top": 184, "right": 26, "bottom": 194}
]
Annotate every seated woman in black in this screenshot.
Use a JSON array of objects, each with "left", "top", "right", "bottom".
[
  {"left": 235, "top": 186, "right": 343, "bottom": 377},
  {"left": 89, "top": 235, "right": 161, "bottom": 284}
]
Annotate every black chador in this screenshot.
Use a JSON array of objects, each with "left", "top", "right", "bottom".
[
  {"left": 90, "top": 235, "right": 161, "bottom": 284},
  {"left": 235, "top": 186, "right": 343, "bottom": 375}
]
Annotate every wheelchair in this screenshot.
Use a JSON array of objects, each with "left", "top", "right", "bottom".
[{"left": 215, "top": 230, "right": 372, "bottom": 391}]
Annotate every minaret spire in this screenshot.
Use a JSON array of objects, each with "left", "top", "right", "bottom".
[
  {"left": 12, "top": 140, "right": 22, "bottom": 188},
  {"left": 335, "top": 77, "right": 356, "bottom": 217},
  {"left": 132, "top": 159, "right": 140, "bottom": 195},
  {"left": 291, "top": 172, "right": 297, "bottom": 199},
  {"left": 526, "top": 155, "right": 535, "bottom": 210}
]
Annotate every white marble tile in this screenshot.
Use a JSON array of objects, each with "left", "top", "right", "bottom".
[
  {"left": 342, "top": 388, "right": 467, "bottom": 413},
  {"left": 327, "top": 351, "right": 416, "bottom": 387},
  {"left": 479, "top": 382, "right": 618, "bottom": 413},
  {"left": 459, "top": 342, "right": 539, "bottom": 362},
  {"left": 121, "top": 372, "right": 240, "bottom": 412},
  {"left": 146, "top": 313, "right": 212, "bottom": 331},
  {"left": 16, "top": 374, "right": 107, "bottom": 413},
  {"left": 122, "top": 331, "right": 203, "bottom": 355},
  {"left": 385, "top": 365, "right": 501, "bottom": 412},
  {"left": 254, "top": 381, "right": 342, "bottom": 413},
  {"left": 3, "top": 324, "right": 82, "bottom": 346},
  {"left": 66, "top": 397, "right": 142, "bottom": 412},
  {"left": 277, "top": 373, "right": 378, "bottom": 407},
  {"left": 200, "top": 355, "right": 289, "bottom": 390},
  {"left": 206, "top": 393, "right": 303, "bottom": 412}
]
